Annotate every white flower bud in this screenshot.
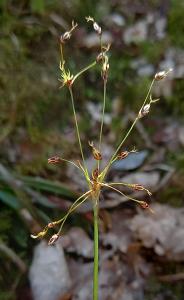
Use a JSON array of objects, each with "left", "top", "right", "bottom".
[
  {"left": 138, "top": 104, "right": 150, "bottom": 118},
  {"left": 155, "top": 68, "right": 173, "bottom": 80},
  {"left": 93, "top": 22, "right": 102, "bottom": 35}
]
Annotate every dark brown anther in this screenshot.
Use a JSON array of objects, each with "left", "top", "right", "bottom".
[
  {"left": 92, "top": 168, "right": 99, "bottom": 181},
  {"left": 89, "top": 141, "right": 102, "bottom": 160},
  {"left": 48, "top": 234, "right": 59, "bottom": 245},
  {"left": 48, "top": 156, "right": 61, "bottom": 164},
  {"left": 117, "top": 151, "right": 129, "bottom": 160}
]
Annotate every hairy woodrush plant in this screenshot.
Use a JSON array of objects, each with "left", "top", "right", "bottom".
[{"left": 31, "top": 18, "right": 172, "bottom": 300}]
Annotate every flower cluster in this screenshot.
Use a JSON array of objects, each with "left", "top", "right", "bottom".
[{"left": 31, "top": 17, "right": 172, "bottom": 245}]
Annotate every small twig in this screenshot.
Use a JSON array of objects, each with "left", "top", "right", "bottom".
[{"left": 159, "top": 273, "right": 184, "bottom": 282}]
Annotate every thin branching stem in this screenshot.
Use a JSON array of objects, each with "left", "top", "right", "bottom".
[
  {"left": 73, "top": 61, "right": 96, "bottom": 83},
  {"left": 107, "top": 182, "right": 151, "bottom": 196},
  {"left": 58, "top": 191, "right": 91, "bottom": 235},
  {"left": 99, "top": 80, "right": 107, "bottom": 151},
  {"left": 98, "top": 80, "right": 107, "bottom": 170},
  {"left": 101, "top": 79, "right": 155, "bottom": 178},
  {"left": 61, "top": 158, "right": 81, "bottom": 170},
  {"left": 106, "top": 181, "right": 133, "bottom": 187},
  {"left": 60, "top": 44, "right": 64, "bottom": 67},
  {"left": 101, "top": 183, "right": 142, "bottom": 204}
]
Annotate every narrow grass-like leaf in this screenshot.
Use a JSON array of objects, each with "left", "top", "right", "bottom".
[
  {"left": 0, "top": 190, "right": 21, "bottom": 210},
  {"left": 17, "top": 175, "right": 78, "bottom": 199}
]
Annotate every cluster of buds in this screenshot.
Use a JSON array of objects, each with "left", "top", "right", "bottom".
[
  {"left": 59, "top": 68, "right": 74, "bottom": 88},
  {"left": 154, "top": 68, "right": 173, "bottom": 81},
  {"left": 86, "top": 16, "right": 101, "bottom": 35},
  {"left": 117, "top": 147, "right": 137, "bottom": 160},
  {"left": 60, "top": 21, "right": 78, "bottom": 43},
  {"left": 89, "top": 141, "right": 102, "bottom": 160}
]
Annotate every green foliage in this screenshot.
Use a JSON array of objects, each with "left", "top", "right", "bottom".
[
  {"left": 145, "top": 262, "right": 184, "bottom": 300},
  {"left": 168, "top": 0, "right": 184, "bottom": 48},
  {"left": 166, "top": 80, "right": 184, "bottom": 114},
  {"left": 0, "top": 291, "right": 16, "bottom": 300},
  {"left": 30, "top": 0, "right": 45, "bottom": 14},
  {"left": 0, "top": 210, "right": 12, "bottom": 241},
  {"left": 140, "top": 41, "right": 167, "bottom": 64}
]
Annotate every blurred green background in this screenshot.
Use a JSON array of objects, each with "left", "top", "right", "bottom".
[{"left": 1, "top": 0, "right": 184, "bottom": 299}]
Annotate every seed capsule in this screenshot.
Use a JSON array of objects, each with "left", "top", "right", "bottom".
[
  {"left": 117, "top": 151, "right": 129, "bottom": 160},
  {"left": 154, "top": 68, "right": 172, "bottom": 81},
  {"left": 92, "top": 168, "right": 99, "bottom": 181},
  {"left": 60, "top": 31, "right": 71, "bottom": 43},
  {"left": 48, "top": 221, "right": 58, "bottom": 229},
  {"left": 140, "top": 201, "right": 149, "bottom": 209},
  {"left": 132, "top": 184, "right": 144, "bottom": 191},
  {"left": 48, "top": 156, "right": 61, "bottom": 164},
  {"left": 48, "top": 234, "right": 59, "bottom": 245},
  {"left": 138, "top": 104, "right": 150, "bottom": 118},
  {"left": 31, "top": 228, "right": 48, "bottom": 239},
  {"left": 60, "top": 21, "right": 78, "bottom": 44},
  {"left": 89, "top": 141, "right": 102, "bottom": 160}
]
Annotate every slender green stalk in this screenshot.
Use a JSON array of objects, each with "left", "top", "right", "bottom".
[
  {"left": 98, "top": 80, "right": 107, "bottom": 171},
  {"left": 61, "top": 158, "right": 81, "bottom": 169},
  {"left": 69, "top": 87, "right": 89, "bottom": 177},
  {"left": 93, "top": 201, "right": 99, "bottom": 300},
  {"left": 60, "top": 44, "right": 64, "bottom": 67},
  {"left": 99, "top": 80, "right": 107, "bottom": 151},
  {"left": 73, "top": 61, "right": 96, "bottom": 83},
  {"left": 58, "top": 192, "right": 90, "bottom": 235}
]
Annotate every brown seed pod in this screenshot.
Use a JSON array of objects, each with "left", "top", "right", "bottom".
[
  {"left": 117, "top": 151, "right": 129, "bottom": 159},
  {"left": 138, "top": 104, "right": 150, "bottom": 119},
  {"left": 89, "top": 141, "right": 102, "bottom": 160},
  {"left": 92, "top": 168, "right": 99, "bottom": 181},
  {"left": 48, "top": 156, "right": 61, "bottom": 164},
  {"left": 48, "top": 221, "right": 58, "bottom": 229},
  {"left": 140, "top": 201, "right": 149, "bottom": 209},
  {"left": 132, "top": 184, "right": 144, "bottom": 191},
  {"left": 48, "top": 234, "right": 59, "bottom": 245}
]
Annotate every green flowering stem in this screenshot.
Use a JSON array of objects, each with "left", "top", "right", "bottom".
[
  {"left": 69, "top": 87, "right": 89, "bottom": 178},
  {"left": 72, "top": 61, "right": 96, "bottom": 83},
  {"left": 100, "top": 78, "right": 156, "bottom": 180},
  {"left": 93, "top": 199, "right": 99, "bottom": 300}
]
